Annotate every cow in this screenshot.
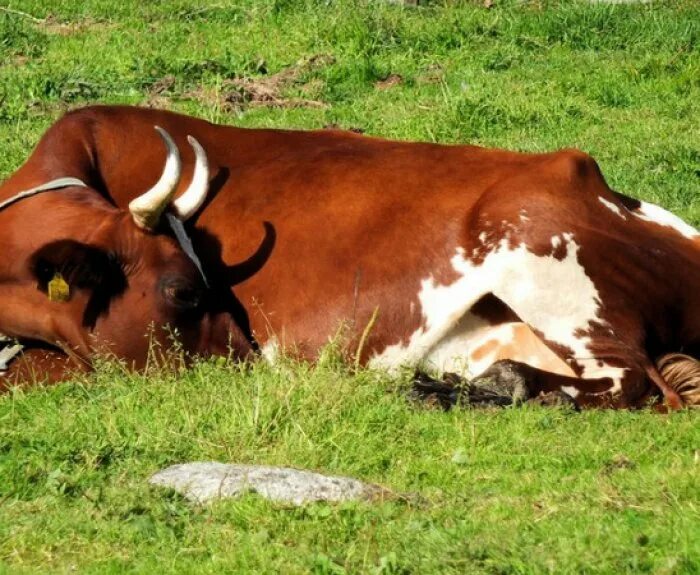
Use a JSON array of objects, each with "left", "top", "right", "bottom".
[
  {"left": 0, "top": 123, "right": 252, "bottom": 384},
  {"left": 0, "top": 347, "right": 75, "bottom": 391},
  {"left": 2, "top": 105, "right": 698, "bottom": 409}
]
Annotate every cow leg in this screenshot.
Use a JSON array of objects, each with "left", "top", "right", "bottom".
[
  {"left": 410, "top": 319, "right": 581, "bottom": 409},
  {"left": 410, "top": 371, "right": 465, "bottom": 410},
  {"left": 469, "top": 359, "right": 662, "bottom": 409},
  {"left": 468, "top": 360, "right": 581, "bottom": 407},
  {"left": 410, "top": 358, "right": 663, "bottom": 410},
  {"left": 410, "top": 364, "right": 531, "bottom": 409}
]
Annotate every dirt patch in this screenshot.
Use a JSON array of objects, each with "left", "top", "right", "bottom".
[
  {"left": 602, "top": 454, "right": 636, "bottom": 474},
  {"left": 0, "top": 7, "right": 115, "bottom": 36},
  {"left": 0, "top": 55, "right": 30, "bottom": 70},
  {"left": 223, "top": 77, "right": 327, "bottom": 109},
  {"left": 417, "top": 64, "right": 445, "bottom": 85},
  {"left": 323, "top": 124, "right": 365, "bottom": 134},
  {"left": 184, "top": 54, "right": 334, "bottom": 112},
  {"left": 144, "top": 75, "right": 177, "bottom": 109},
  {"left": 39, "top": 16, "right": 115, "bottom": 36},
  {"left": 181, "top": 85, "right": 220, "bottom": 109},
  {"left": 375, "top": 74, "right": 403, "bottom": 90}
]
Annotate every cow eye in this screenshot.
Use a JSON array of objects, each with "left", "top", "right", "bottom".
[{"left": 161, "top": 279, "right": 202, "bottom": 310}]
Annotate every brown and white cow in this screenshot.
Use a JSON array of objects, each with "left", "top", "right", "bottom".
[
  {"left": 2, "top": 105, "right": 699, "bottom": 408},
  {"left": 0, "top": 124, "right": 251, "bottom": 382}
]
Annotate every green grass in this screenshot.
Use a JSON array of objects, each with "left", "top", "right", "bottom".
[
  {"left": 1, "top": 1, "right": 699, "bottom": 573},
  {"left": 2, "top": 359, "right": 699, "bottom": 574}
]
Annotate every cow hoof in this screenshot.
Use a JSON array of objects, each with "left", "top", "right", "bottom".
[
  {"left": 467, "top": 359, "right": 532, "bottom": 407},
  {"left": 410, "top": 371, "right": 465, "bottom": 410},
  {"left": 528, "top": 390, "right": 579, "bottom": 410},
  {"left": 411, "top": 362, "right": 539, "bottom": 410}
]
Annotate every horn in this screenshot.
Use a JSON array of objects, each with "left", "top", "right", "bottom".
[
  {"left": 170, "top": 135, "right": 209, "bottom": 220},
  {"left": 128, "top": 126, "right": 182, "bottom": 230}
]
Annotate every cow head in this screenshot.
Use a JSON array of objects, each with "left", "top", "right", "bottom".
[{"left": 0, "top": 128, "right": 248, "bottom": 371}]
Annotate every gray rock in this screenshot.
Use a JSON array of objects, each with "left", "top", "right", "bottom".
[{"left": 150, "top": 462, "right": 391, "bottom": 505}]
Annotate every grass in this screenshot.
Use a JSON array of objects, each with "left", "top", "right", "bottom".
[
  {"left": 2, "top": 359, "right": 699, "bottom": 574},
  {"left": 0, "top": 0, "right": 699, "bottom": 573}
]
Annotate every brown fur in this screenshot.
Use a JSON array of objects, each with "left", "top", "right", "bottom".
[{"left": 657, "top": 354, "right": 700, "bottom": 407}]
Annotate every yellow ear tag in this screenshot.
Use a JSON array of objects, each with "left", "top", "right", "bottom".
[{"left": 48, "top": 273, "right": 70, "bottom": 302}]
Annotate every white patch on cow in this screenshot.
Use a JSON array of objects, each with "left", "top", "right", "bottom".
[
  {"left": 560, "top": 385, "right": 580, "bottom": 398},
  {"left": 634, "top": 201, "right": 699, "bottom": 239},
  {"left": 370, "top": 289, "right": 494, "bottom": 375},
  {"left": 466, "top": 323, "right": 576, "bottom": 378},
  {"left": 551, "top": 236, "right": 562, "bottom": 250},
  {"left": 598, "top": 196, "right": 626, "bottom": 219},
  {"left": 465, "top": 323, "right": 519, "bottom": 376},
  {"left": 519, "top": 209, "right": 530, "bottom": 222},
  {"left": 422, "top": 312, "right": 493, "bottom": 375},
  {"left": 370, "top": 233, "right": 627, "bottom": 393},
  {"left": 260, "top": 336, "right": 280, "bottom": 364},
  {"left": 478, "top": 231, "right": 489, "bottom": 243}
]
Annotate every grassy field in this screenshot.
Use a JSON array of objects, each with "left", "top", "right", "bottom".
[{"left": 1, "top": 0, "right": 699, "bottom": 573}]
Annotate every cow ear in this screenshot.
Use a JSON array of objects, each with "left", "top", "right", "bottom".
[{"left": 29, "top": 240, "right": 124, "bottom": 301}]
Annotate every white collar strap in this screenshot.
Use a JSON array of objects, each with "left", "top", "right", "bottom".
[{"left": 0, "top": 177, "right": 88, "bottom": 212}]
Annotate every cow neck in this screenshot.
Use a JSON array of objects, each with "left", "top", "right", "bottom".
[{"left": 0, "top": 177, "right": 88, "bottom": 212}]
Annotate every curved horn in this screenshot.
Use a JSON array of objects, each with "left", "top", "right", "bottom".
[
  {"left": 128, "top": 126, "right": 182, "bottom": 230},
  {"left": 170, "top": 135, "right": 209, "bottom": 221}
]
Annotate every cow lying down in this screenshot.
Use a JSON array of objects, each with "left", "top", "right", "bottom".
[{"left": 1, "top": 105, "right": 699, "bottom": 409}]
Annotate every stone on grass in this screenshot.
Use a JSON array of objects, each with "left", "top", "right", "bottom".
[{"left": 150, "top": 462, "right": 391, "bottom": 505}]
